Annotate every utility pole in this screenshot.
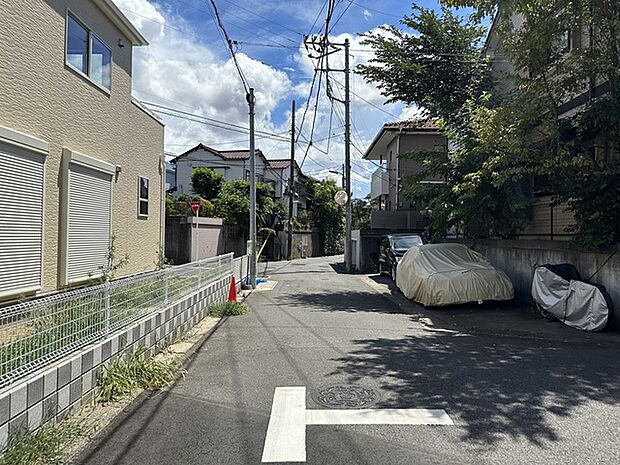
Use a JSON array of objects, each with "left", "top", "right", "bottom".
[
  {"left": 288, "top": 100, "right": 296, "bottom": 261},
  {"left": 343, "top": 38, "right": 352, "bottom": 272},
  {"left": 303, "top": 36, "right": 353, "bottom": 272},
  {"left": 247, "top": 88, "right": 257, "bottom": 289}
]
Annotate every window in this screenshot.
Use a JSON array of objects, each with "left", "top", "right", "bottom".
[
  {"left": 0, "top": 138, "right": 46, "bottom": 299},
  {"left": 558, "top": 30, "right": 572, "bottom": 54},
  {"left": 66, "top": 15, "right": 88, "bottom": 74},
  {"left": 66, "top": 13, "right": 112, "bottom": 91},
  {"left": 91, "top": 35, "right": 112, "bottom": 90},
  {"left": 139, "top": 177, "right": 149, "bottom": 216},
  {"left": 63, "top": 152, "right": 114, "bottom": 284}
]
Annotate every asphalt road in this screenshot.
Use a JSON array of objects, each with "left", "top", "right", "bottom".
[{"left": 77, "top": 256, "right": 620, "bottom": 465}]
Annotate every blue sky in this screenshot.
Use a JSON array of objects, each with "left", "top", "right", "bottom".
[{"left": 116, "top": 0, "right": 466, "bottom": 197}]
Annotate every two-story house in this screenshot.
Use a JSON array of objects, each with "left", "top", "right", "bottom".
[
  {"left": 364, "top": 118, "right": 447, "bottom": 230},
  {"left": 484, "top": 10, "right": 606, "bottom": 240},
  {"left": 173, "top": 144, "right": 269, "bottom": 196},
  {"left": 263, "top": 159, "right": 310, "bottom": 217},
  {"left": 173, "top": 145, "right": 311, "bottom": 217},
  {"left": 0, "top": 0, "right": 165, "bottom": 301}
]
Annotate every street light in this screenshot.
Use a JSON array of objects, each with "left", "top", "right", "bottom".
[{"left": 328, "top": 168, "right": 345, "bottom": 189}]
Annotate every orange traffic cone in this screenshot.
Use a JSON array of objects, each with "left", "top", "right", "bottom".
[{"left": 228, "top": 276, "right": 237, "bottom": 302}]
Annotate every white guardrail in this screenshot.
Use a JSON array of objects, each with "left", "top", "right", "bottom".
[{"left": 0, "top": 253, "right": 236, "bottom": 390}]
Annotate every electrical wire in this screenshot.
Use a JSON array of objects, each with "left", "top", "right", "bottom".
[
  {"left": 349, "top": 1, "right": 403, "bottom": 19},
  {"left": 205, "top": 0, "right": 249, "bottom": 93},
  {"left": 221, "top": 0, "right": 304, "bottom": 38},
  {"left": 141, "top": 101, "right": 290, "bottom": 142},
  {"left": 308, "top": 0, "right": 329, "bottom": 36},
  {"left": 300, "top": 70, "right": 325, "bottom": 168},
  {"left": 328, "top": 0, "right": 355, "bottom": 33}
]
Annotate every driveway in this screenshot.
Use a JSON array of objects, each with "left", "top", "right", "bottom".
[{"left": 77, "top": 256, "right": 620, "bottom": 465}]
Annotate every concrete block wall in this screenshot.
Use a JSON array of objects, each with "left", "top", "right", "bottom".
[
  {"left": 0, "top": 275, "right": 231, "bottom": 450},
  {"left": 452, "top": 239, "right": 620, "bottom": 305}
]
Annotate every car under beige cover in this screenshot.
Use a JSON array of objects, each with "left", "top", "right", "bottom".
[{"left": 396, "top": 243, "right": 514, "bottom": 307}]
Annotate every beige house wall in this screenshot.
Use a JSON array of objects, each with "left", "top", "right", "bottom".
[
  {"left": 0, "top": 0, "right": 165, "bottom": 296},
  {"left": 384, "top": 133, "right": 447, "bottom": 211}
]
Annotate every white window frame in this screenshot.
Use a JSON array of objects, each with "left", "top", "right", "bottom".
[
  {"left": 0, "top": 125, "right": 49, "bottom": 300},
  {"left": 59, "top": 149, "right": 116, "bottom": 285},
  {"left": 65, "top": 11, "right": 113, "bottom": 93},
  {"left": 138, "top": 176, "right": 149, "bottom": 218}
]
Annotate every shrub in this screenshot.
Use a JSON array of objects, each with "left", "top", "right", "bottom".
[
  {"left": 209, "top": 301, "right": 247, "bottom": 317},
  {"left": 166, "top": 196, "right": 215, "bottom": 217},
  {"left": 191, "top": 167, "right": 224, "bottom": 201}
]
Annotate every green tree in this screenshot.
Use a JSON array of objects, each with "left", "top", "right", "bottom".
[
  {"left": 310, "top": 180, "right": 345, "bottom": 255},
  {"left": 443, "top": 0, "right": 620, "bottom": 248},
  {"left": 358, "top": 4, "right": 490, "bottom": 121},
  {"left": 351, "top": 196, "right": 375, "bottom": 231},
  {"left": 191, "top": 167, "right": 224, "bottom": 201},
  {"left": 359, "top": 3, "right": 531, "bottom": 239},
  {"left": 213, "top": 180, "right": 280, "bottom": 238}
]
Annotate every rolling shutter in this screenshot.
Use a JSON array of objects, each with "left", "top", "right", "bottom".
[
  {"left": 0, "top": 143, "right": 45, "bottom": 298},
  {"left": 66, "top": 163, "right": 113, "bottom": 283}
]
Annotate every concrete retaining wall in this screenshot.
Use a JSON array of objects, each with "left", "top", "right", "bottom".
[
  {"left": 453, "top": 239, "right": 620, "bottom": 305},
  {"left": 277, "top": 229, "right": 320, "bottom": 260},
  {"left": 165, "top": 216, "right": 224, "bottom": 265},
  {"left": 0, "top": 275, "right": 231, "bottom": 449}
]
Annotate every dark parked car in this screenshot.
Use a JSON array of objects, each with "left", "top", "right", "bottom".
[{"left": 378, "top": 234, "right": 423, "bottom": 279}]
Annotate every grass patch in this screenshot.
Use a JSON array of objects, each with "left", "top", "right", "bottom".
[
  {"left": 208, "top": 301, "right": 248, "bottom": 317},
  {"left": 0, "top": 420, "right": 83, "bottom": 465},
  {"left": 96, "top": 347, "right": 185, "bottom": 403}
]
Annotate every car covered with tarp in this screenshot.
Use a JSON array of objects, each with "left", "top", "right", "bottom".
[
  {"left": 395, "top": 243, "right": 514, "bottom": 307},
  {"left": 531, "top": 263, "right": 613, "bottom": 332}
]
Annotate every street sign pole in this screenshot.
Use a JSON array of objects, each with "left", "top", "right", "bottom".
[{"left": 190, "top": 200, "right": 200, "bottom": 262}]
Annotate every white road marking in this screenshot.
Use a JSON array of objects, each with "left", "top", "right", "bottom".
[
  {"left": 261, "top": 387, "right": 454, "bottom": 463},
  {"left": 306, "top": 408, "right": 454, "bottom": 426},
  {"left": 261, "top": 387, "right": 306, "bottom": 463}
]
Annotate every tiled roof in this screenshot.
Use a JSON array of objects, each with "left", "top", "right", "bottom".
[
  {"left": 267, "top": 159, "right": 291, "bottom": 170},
  {"left": 383, "top": 118, "right": 440, "bottom": 130},
  {"left": 218, "top": 149, "right": 265, "bottom": 160},
  {"left": 172, "top": 143, "right": 275, "bottom": 164}
]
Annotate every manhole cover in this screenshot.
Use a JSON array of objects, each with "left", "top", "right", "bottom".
[{"left": 312, "top": 384, "right": 379, "bottom": 409}]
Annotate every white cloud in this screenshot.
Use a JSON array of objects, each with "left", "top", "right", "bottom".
[{"left": 116, "top": 0, "right": 414, "bottom": 197}]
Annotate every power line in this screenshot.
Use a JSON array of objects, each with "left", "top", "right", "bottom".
[
  {"left": 349, "top": 1, "right": 403, "bottom": 20},
  {"left": 295, "top": 66, "right": 322, "bottom": 144},
  {"left": 300, "top": 70, "right": 325, "bottom": 168},
  {"left": 221, "top": 0, "right": 304, "bottom": 38},
  {"left": 205, "top": 0, "right": 249, "bottom": 92},
  {"left": 158, "top": 0, "right": 299, "bottom": 47},
  {"left": 121, "top": 7, "right": 226, "bottom": 50},
  {"left": 141, "top": 101, "right": 289, "bottom": 141},
  {"left": 308, "top": 0, "right": 330, "bottom": 36},
  {"left": 329, "top": 0, "right": 354, "bottom": 33}
]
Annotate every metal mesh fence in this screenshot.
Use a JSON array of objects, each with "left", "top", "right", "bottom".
[{"left": 0, "top": 253, "right": 235, "bottom": 389}]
